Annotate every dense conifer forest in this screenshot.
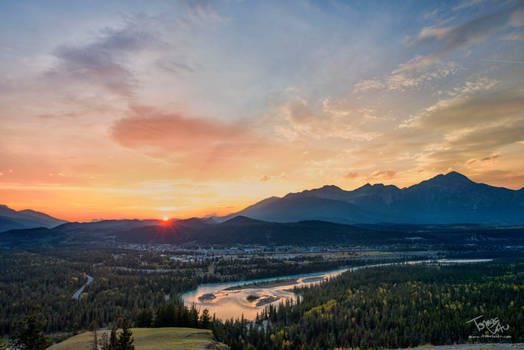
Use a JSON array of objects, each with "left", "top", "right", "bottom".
[
  {"left": 211, "top": 260, "right": 523, "bottom": 349},
  {"left": 2, "top": 246, "right": 522, "bottom": 349},
  {"left": 0, "top": 247, "right": 367, "bottom": 336}
]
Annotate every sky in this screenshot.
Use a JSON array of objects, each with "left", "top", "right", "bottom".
[{"left": 1, "top": 0, "right": 523, "bottom": 221}]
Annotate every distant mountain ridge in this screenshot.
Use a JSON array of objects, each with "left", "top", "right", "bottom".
[
  {"left": 3, "top": 213, "right": 524, "bottom": 248},
  {"left": 0, "top": 205, "right": 67, "bottom": 232},
  {"left": 222, "top": 171, "right": 524, "bottom": 225}
]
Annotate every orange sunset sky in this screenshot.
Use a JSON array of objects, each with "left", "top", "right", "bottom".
[{"left": 1, "top": 1, "right": 524, "bottom": 221}]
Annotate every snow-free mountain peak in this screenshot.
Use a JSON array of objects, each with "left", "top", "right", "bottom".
[
  {"left": 224, "top": 171, "right": 524, "bottom": 225},
  {"left": 0, "top": 205, "right": 67, "bottom": 232}
]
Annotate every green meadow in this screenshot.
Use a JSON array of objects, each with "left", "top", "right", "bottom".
[{"left": 47, "top": 328, "right": 228, "bottom": 350}]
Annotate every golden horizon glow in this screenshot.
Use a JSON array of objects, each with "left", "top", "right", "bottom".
[{"left": 2, "top": 170, "right": 523, "bottom": 222}]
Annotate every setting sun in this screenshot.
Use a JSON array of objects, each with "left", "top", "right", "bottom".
[{"left": 162, "top": 216, "right": 169, "bottom": 222}]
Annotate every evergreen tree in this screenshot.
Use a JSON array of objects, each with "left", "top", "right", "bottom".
[
  {"left": 135, "top": 309, "right": 153, "bottom": 328},
  {"left": 10, "top": 306, "right": 52, "bottom": 350},
  {"left": 199, "top": 309, "right": 211, "bottom": 329},
  {"left": 91, "top": 325, "right": 98, "bottom": 350},
  {"left": 108, "top": 324, "right": 118, "bottom": 350},
  {"left": 116, "top": 319, "right": 134, "bottom": 350},
  {"left": 189, "top": 305, "right": 199, "bottom": 328}
]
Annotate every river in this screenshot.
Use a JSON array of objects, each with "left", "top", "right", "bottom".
[
  {"left": 182, "top": 259, "right": 492, "bottom": 321},
  {"left": 72, "top": 274, "right": 94, "bottom": 299}
]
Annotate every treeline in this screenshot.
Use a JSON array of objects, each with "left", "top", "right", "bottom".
[
  {"left": 134, "top": 303, "right": 213, "bottom": 330},
  {"left": 0, "top": 251, "right": 199, "bottom": 335},
  {"left": 212, "top": 261, "right": 524, "bottom": 349}
]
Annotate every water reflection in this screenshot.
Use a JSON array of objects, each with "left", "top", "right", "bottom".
[
  {"left": 182, "top": 268, "right": 347, "bottom": 321},
  {"left": 182, "top": 259, "right": 492, "bottom": 321}
]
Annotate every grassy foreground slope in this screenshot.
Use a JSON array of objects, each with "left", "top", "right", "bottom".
[{"left": 48, "top": 328, "right": 228, "bottom": 350}]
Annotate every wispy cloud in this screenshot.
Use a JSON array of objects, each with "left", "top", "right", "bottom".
[
  {"left": 466, "top": 153, "right": 499, "bottom": 167},
  {"left": 354, "top": 4, "right": 522, "bottom": 95},
  {"left": 273, "top": 94, "right": 380, "bottom": 141},
  {"left": 402, "top": 79, "right": 524, "bottom": 131},
  {"left": 46, "top": 14, "right": 165, "bottom": 97},
  {"left": 409, "top": 4, "right": 523, "bottom": 56},
  {"left": 184, "top": 0, "right": 226, "bottom": 22},
  {"left": 343, "top": 172, "right": 360, "bottom": 179},
  {"left": 453, "top": 0, "right": 488, "bottom": 12},
  {"left": 366, "top": 170, "right": 396, "bottom": 181},
  {"left": 353, "top": 57, "right": 459, "bottom": 93},
  {"left": 111, "top": 106, "right": 332, "bottom": 181},
  {"left": 501, "top": 32, "right": 524, "bottom": 41},
  {"left": 111, "top": 106, "right": 253, "bottom": 159}
]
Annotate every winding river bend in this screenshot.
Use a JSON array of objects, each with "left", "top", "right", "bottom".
[
  {"left": 182, "top": 259, "right": 492, "bottom": 321},
  {"left": 72, "top": 274, "right": 93, "bottom": 299}
]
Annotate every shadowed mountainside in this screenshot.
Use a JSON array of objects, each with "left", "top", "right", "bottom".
[
  {"left": 223, "top": 171, "right": 524, "bottom": 225},
  {"left": 2, "top": 214, "right": 524, "bottom": 248},
  {"left": 0, "top": 205, "right": 67, "bottom": 232}
]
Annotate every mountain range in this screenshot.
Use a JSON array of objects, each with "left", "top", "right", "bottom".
[
  {"left": 222, "top": 171, "right": 524, "bottom": 225},
  {"left": 0, "top": 205, "right": 67, "bottom": 232},
  {"left": 1, "top": 171, "right": 524, "bottom": 247}
]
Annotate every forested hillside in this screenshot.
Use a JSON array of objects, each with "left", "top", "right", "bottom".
[{"left": 213, "top": 261, "right": 524, "bottom": 349}]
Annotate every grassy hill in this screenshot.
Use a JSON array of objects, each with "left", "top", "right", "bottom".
[{"left": 48, "top": 328, "right": 228, "bottom": 350}]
